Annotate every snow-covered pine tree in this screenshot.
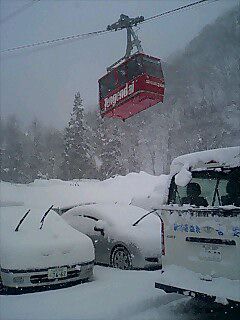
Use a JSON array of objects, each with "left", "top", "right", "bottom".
[
  {"left": 28, "top": 120, "right": 45, "bottom": 181},
  {"left": 62, "top": 92, "right": 95, "bottom": 180},
  {"left": 1, "top": 115, "right": 26, "bottom": 183},
  {"left": 118, "top": 120, "right": 141, "bottom": 174},
  {"left": 98, "top": 119, "right": 126, "bottom": 180},
  {"left": 43, "top": 127, "right": 64, "bottom": 179},
  {"left": 84, "top": 112, "right": 104, "bottom": 178}
]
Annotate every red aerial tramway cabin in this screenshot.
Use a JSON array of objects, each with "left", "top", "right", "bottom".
[
  {"left": 98, "top": 14, "right": 165, "bottom": 121},
  {"left": 99, "top": 53, "right": 165, "bottom": 121}
]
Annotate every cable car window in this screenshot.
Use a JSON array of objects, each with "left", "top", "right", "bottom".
[
  {"left": 99, "top": 80, "right": 108, "bottom": 99},
  {"left": 142, "top": 57, "right": 163, "bottom": 78},
  {"left": 99, "top": 71, "right": 116, "bottom": 99},
  {"left": 127, "top": 56, "right": 144, "bottom": 81},
  {"left": 117, "top": 64, "right": 127, "bottom": 87}
]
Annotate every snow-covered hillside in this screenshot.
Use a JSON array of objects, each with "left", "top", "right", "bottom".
[{"left": 123, "top": 6, "right": 240, "bottom": 173}]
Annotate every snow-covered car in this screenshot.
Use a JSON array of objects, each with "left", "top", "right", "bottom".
[
  {"left": 62, "top": 203, "right": 161, "bottom": 270},
  {"left": 53, "top": 202, "right": 97, "bottom": 216},
  {"left": 154, "top": 146, "right": 240, "bottom": 305},
  {"left": 0, "top": 205, "right": 95, "bottom": 293}
]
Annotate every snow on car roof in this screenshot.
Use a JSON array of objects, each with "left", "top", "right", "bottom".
[
  {"left": 0, "top": 206, "right": 94, "bottom": 269},
  {"left": 170, "top": 146, "right": 240, "bottom": 175},
  {"left": 64, "top": 203, "right": 149, "bottom": 226}
]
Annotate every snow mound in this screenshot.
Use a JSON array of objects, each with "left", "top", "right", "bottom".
[
  {"left": 30, "top": 179, "right": 68, "bottom": 187},
  {"left": 0, "top": 171, "right": 162, "bottom": 210},
  {"left": 0, "top": 200, "right": 24, "bottom": 207},
  {"left": 131, "top": 174, "right": 170, "bottom": 210}
]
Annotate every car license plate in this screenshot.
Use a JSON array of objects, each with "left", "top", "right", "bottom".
[
  {"left": 48, "top": 267, "right": 67, "bottom": 279},
  {"left": 200, "top": 245, "right": 222, "bottom": 262}
]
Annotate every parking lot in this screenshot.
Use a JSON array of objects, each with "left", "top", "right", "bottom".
[{"left": 1, "top": 176, "right": 239, "bottom": 320}]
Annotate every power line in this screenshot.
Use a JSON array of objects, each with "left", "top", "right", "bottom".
[
  {"left": 1, "top": 0, "right": 219, "bottom": 54},
  {"left": 0, "top": 0, "right": 40, "bottom": 25}
]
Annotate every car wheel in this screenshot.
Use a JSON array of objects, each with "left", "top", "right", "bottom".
[{"left": 111, "top": 246, "right": 132, "bottom": 270}]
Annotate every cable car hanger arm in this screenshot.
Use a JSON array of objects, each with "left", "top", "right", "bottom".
[{"left": 106, "top": 14, "right": 144, "bottom": 72}]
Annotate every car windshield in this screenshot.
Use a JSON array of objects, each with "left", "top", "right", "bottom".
[{"left": 169, "top": 167, "right": 240, "bottom": 207}]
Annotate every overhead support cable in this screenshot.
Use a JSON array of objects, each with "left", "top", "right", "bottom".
[
  {"left": 0, "top": 29, "right": 111, "bottom": 53},
  {"left": 0, "top": 0, "right": 219, "bottom": 54},
  {"left": 143, "top": 0, "right": 218, "bottom": 23},
  {"left": 0, "top": 0, "right": 40, "bottom": 25}
]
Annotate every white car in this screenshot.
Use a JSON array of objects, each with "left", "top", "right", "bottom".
[
  {"left": 0, "top": 204, "right": 95, "bottom": 293},
  {"left": 62, "top": 203, "right": 162, "bottom": 270}
]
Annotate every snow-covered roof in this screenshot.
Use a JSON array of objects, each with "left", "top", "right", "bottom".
[
  {"left": 0, "top": 206, "right": 94, "bottom": 269},
  {"left": 170, "top": 146, "right": 240, "bottom": 175}
]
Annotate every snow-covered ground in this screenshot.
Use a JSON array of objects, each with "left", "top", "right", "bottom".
[
  {"left": 0, "top": 173, "right": 239, "bottom": 319},
  {"left": 1, "top": 265, "right": 239, "bottom": 320},
  {"left": 1, "top": 266, "right": 183, "bottom": 320}
]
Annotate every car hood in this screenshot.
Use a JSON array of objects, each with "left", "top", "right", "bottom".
[{"left": 0, "top": 207, "right": 94, "bottom": 270}]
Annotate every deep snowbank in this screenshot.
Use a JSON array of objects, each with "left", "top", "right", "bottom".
[{"left": 0, "top": 172, "right": 164, "bottom": 210}]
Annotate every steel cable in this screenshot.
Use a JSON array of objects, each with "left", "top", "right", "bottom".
[{"left": 1, "top": 0, "right": 219, "bottom": 54}]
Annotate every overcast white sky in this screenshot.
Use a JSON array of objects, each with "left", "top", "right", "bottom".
[{"left": 0, "top": 0, "right": 238, "bottom": 128}]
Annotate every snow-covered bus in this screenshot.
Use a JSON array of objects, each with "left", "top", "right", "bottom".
[{"left": 155, "top": 147, "right": 240, "bottom": 305}]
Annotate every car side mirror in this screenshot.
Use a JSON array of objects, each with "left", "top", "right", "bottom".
[
  {"left": 94, "top": 226, "right": 104, "bottom": 236},
  {"left": 94, "top": 220, "right": 106, "bottom": 236}
]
